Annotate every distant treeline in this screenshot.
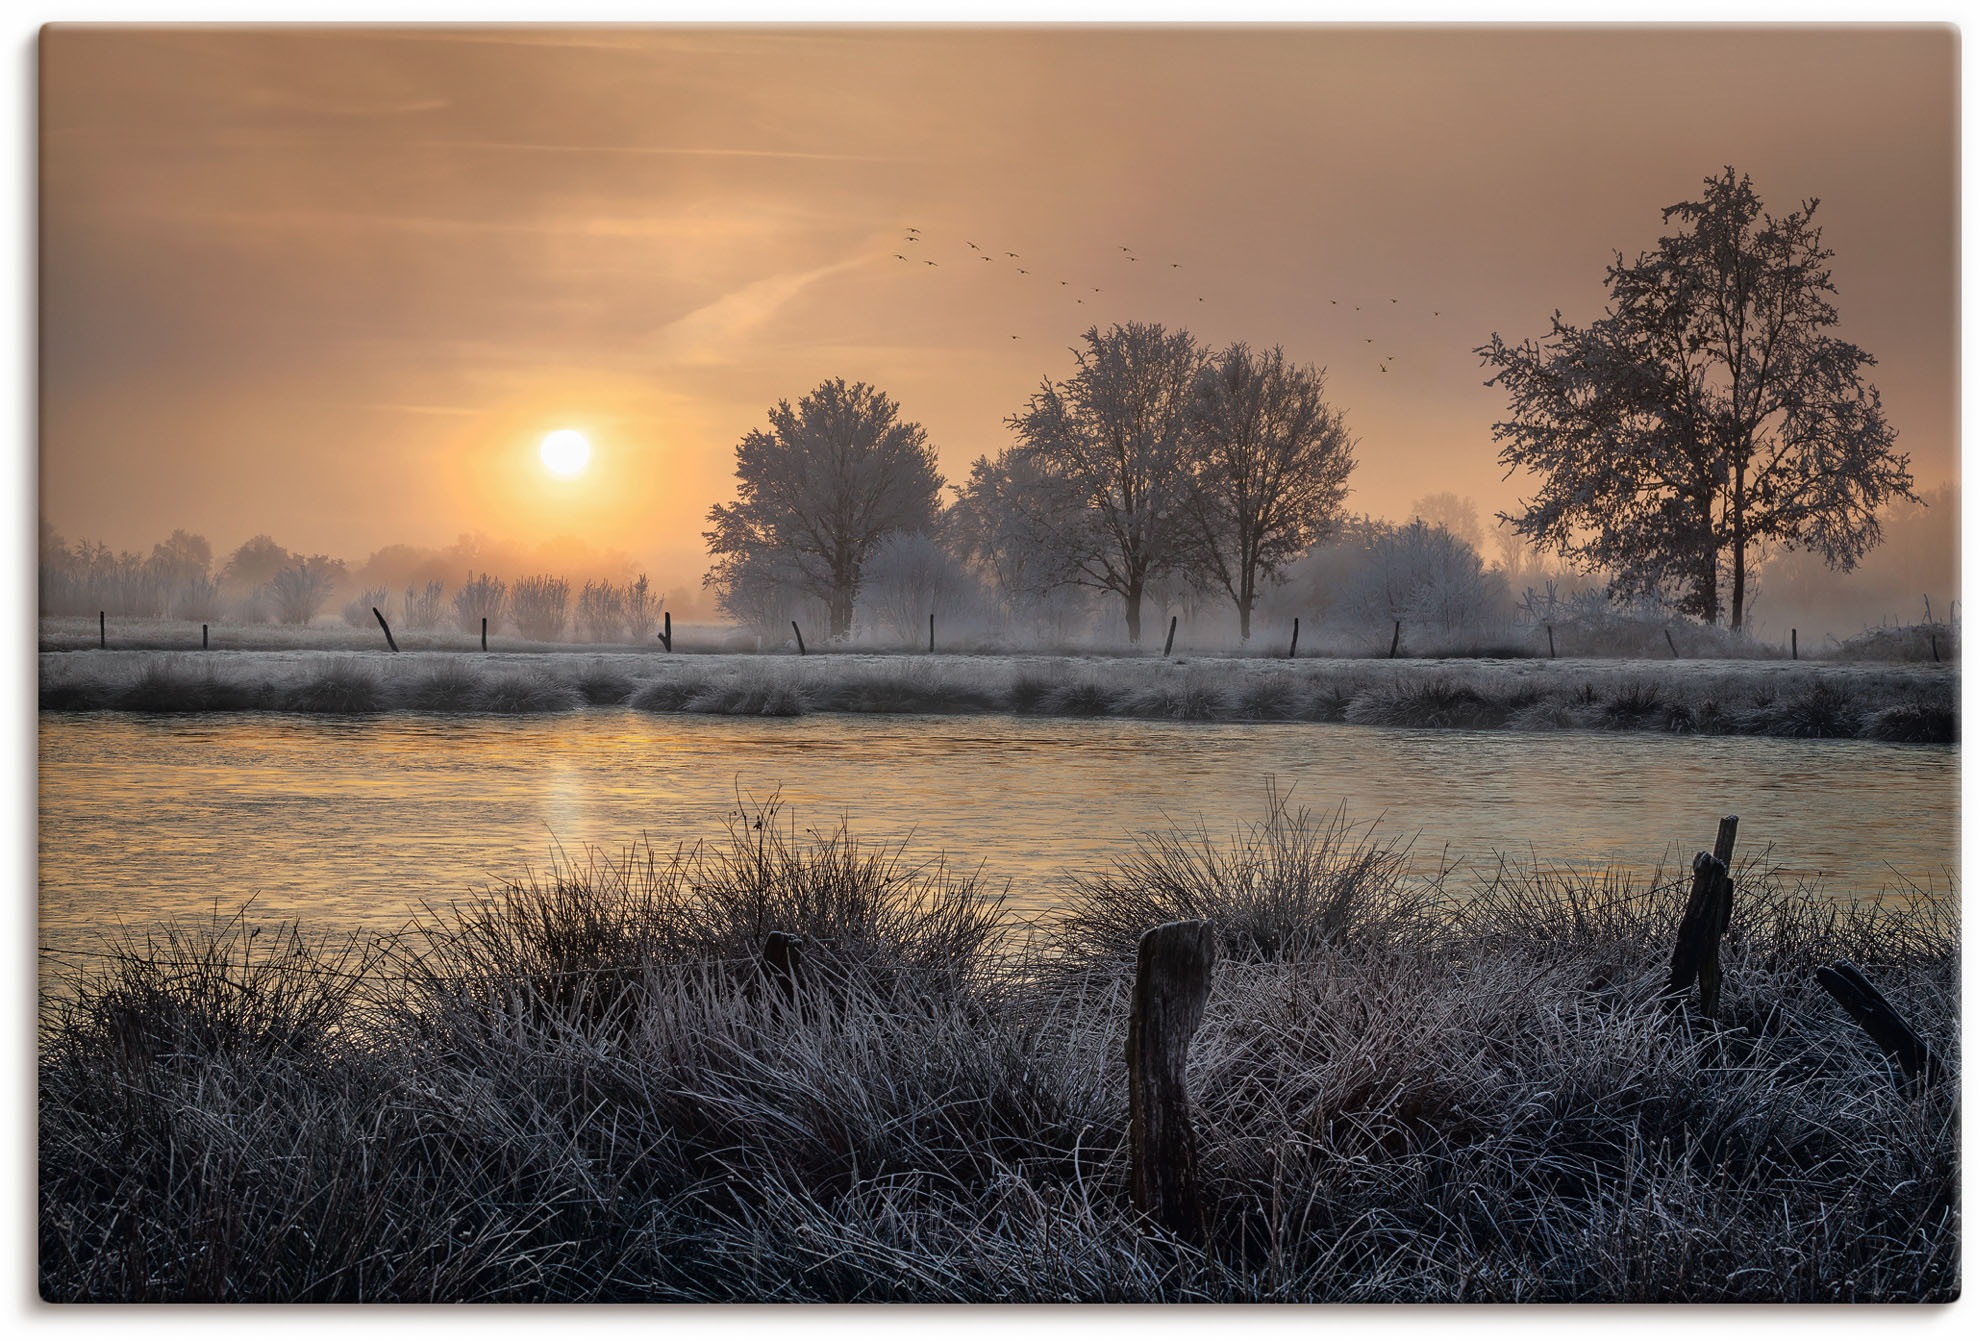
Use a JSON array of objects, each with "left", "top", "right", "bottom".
[{"left": 38, "top": 524, "right": 702, "bottom": 644}]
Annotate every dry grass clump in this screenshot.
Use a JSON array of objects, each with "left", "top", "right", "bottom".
[
  {"left": 277, "top": 660, "right": 384, "bottom": 714},
  {"left": 39, "top": 801, "right": 1959, "bottom": 1302},
  {"left": 1343, "top": 677, "right": 1510, "bottom": 730},
  {"left": 1833, "top": 622, "right": 1958, "bottom": 664}
]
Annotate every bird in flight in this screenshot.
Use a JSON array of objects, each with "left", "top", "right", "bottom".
[
  {"left": 967, "top": 241, "right": 980, "bottom": 249},
  {"left": 1390, "top": 298, "right": 1398, "bottom": 304},
  {"left": 1118, "top": 245, "right": 1132, "bottom": 253},
  {"left": 1379, "top": 363, "right": 1388, "bottom": 374},
  {"left": 1170, "top": 263, "right": 1182, "bottom": 269},
  {"left": 1093, "top": 287, "right": 1102, "bottom": 293},
  {"left": 904, "top": 236, "right": 918, "bottom": 243},
  {"left": 981, "top": 255, "right": 993, "bottom": 261},
  {"left": 1433, "top": 310, "right": 1440, "bottom": 317},
  {"left": 1017, "top": 268, "right": 1028, "bottom": 274},
  {"left": 925, "top": 260, "right": 938, "bottom": 266},
  {"left": 906, "top": 227, "right": 920, "bottom": 234},
  {"left": 1329, "top": 299, "right": 1337, "bottom": 305},
  {"left": 893, "top": 253, "right": 907, "bottom": 260},
  {"left": 1197, "top": 296, "right": 1205, "bottom": 302},
  {"left": 1005, "top": 252, "right": 1019, "bottom": 258},
  {"left": 1059, "top": 280, "right": 1069, "bottom": 286},
  {"left": 1363, "top": 338, "right": 1374, "bottom": 343},
  {"left": 1010, "top": 334, "right": 1020, "bottom": 340}
]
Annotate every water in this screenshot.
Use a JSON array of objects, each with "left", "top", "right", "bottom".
[{"left": 39, "top": 712, "right": 1956, "bottom": 970}]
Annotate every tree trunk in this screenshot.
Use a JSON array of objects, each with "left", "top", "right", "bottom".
[
  {"left": 828, "top": 588, "right": 854, "bottom": 640},
  {"left": 1729, "top": 466, "right": 1748, "bottom": 632},
  {"left": 1124, "top": 578, "right": 1144, "bottom": 644}
]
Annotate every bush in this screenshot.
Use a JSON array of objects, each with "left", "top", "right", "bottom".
[
  {"left": 510, "top": 575, "right": 571, "bottom": 642},
  {"left": 340, "top": 588, "right": 390, "bottom": 629},
  {"left": 452, "top": 572, "right": 507, "bottom": 636}
]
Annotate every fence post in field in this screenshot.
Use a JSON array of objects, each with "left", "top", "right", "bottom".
[
  {"left": 1389, "top": 620, "right": 1401, "bottom": 658},
  {"left": 201, "top": 624, "right": 208, "bottom": 650},
  {"left": 1815, "top": 960, "right": 1941, "bottom": 1090},
  {"left": 792, "top": 621, "right": 807, "bottom": 656},
  {"left": 1163, "top": 615, "right": 1178, "bottom": 658},
  {"left": 1288, "top": 617, "right": 1299, "bottom": 659},
  {"left": 1127, "top": 919, "right": 1217, "bottom": 1242},
  {"left": 481, "top": 616, "right": 488, "bottom": 652},
  {"left": 929, "top": 611, "right": 936, "bottom": 655},
  {"left": 659, "top": 610, "right": 673, "bottom": 652},
  {"left": 373, "top": 607, "right": 399, "bottom": 653},
  {"left": 1667, "top": 815, "right": 1737, "bottom": 1016},
  {"left": 761, "top": 930, "right": 802, "bottom": 1004},
  {"left": 1930, "top": 632, "right": 1940, "bottom": 663},
  {"left": 98, "top": 611, "right": 105, "bottom": 649},
  {"left": 1665, "top": 628, "right": 1681, "bottom": 658},
  {"left": 1546, "top": 623, "right": 1556, "bottom": 659},
  {"left": 1791, "top": 629, "right": 1798, "bottom": 661}
]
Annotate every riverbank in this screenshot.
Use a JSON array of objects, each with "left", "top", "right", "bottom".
[
  {"left": 39, "top": 803, "right": 1958, "bottom": 1302},
  {"left": 39, "top": 647, "right": 1959, "bottom": 742}
]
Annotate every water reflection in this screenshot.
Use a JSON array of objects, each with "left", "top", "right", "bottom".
[{"left": 39, "top": 712, "right": 1956, "bottom": 968}]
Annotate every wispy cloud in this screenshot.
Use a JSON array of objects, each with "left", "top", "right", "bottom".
[
  {"left": 650, "top": 256, "right": 872, "bottom": 367},
  {"left": 403, "top": 139, "right": 890, "bottom": 163}
]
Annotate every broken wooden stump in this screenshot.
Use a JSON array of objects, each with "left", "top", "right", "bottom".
[
  {"left": 1127, "top": 918, "right": 1217, "bottom": 1242},
  {"left": 372, "top": 607, "right": 399, "bottom": 653},
  {"left": 1667, "top": 815, "right": 1737, "bottom": 1016},
  {"left": 1816, "top": 960, "right": 1942, "bottom": 1090}
]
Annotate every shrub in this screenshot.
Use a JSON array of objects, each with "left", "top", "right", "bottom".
[
  {"left": 510, "top": 575, "right": 571, "bottom": 643},
  {"left": 452, "top": 572, "right": 507, "bottom": 636},
  {"left": 340, "top": 588, "right": 390, "bottom": 629}
]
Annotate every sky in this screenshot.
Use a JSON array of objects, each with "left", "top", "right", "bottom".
[{"left": 39, "top": 24, "right": 1957, "bottom": 586}]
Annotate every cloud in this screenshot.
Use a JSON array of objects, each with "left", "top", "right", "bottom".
[{"left": 649, "top": 256, "right": 872, "bottom": 367}]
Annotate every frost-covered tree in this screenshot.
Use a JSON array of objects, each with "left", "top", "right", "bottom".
[
  {"left": 856, "top": 531, "right": 983, "bottom": 643},
  {"left": 266, "top": 557, "right": 342, "bottom": 625},
  {"left": 1480, "top": 167, "right": 1913, "bottom": 631},
  {"left": 1183, "top": 344, "right": 1356, "bottom": 640},
  {"left": 949, "top": 449, "right": 1082, "bottom": 616},
  {"left": 1006, "top": 322, "right": 1205, "bottom": 643},
  {"left": 452, "top": 572, "right": 506, "bottom": 635},
  {"left": 705, "top": 378, "right": 943, "bottom": 640},
  {"left": 509, "top": 575, "right": 571, "bottom": 642},
  {"left": 1408, "top": 494, "right": 1483, "bottom": 552},
  {"left": 1338, "top": 520, "right": 1507, "bottom": 636}
]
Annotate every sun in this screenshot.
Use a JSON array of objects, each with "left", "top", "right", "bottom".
[{"left": 539, "top": 429, "right": 592, "bottom": 479}]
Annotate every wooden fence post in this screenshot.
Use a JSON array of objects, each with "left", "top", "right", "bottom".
[
  {"left": 201, "top": 623, "right": 208, "bottom": 650},
  {"left": 659, "top": 610, "right": 673, "bottom": 652},
  {"left": 1930, "top": 632, "right": 1940, "bottom": 663},
  {"left": 1667, "top": 815, "right": 1737, "bottom": 1016},
  {"left": 792, "top": 621, "right": 806, "bottom": 656},
  {"left": 1815, "top": 960, "right": 1941, "bottom": 1090},
  {"left": 1665, "top": 628, "right": 1681, "bottom": 658},
  {"left": 929, "top": 611, "right": 936, "bottom": 655},
  {"left": 373, "top": 607, "right": 399, "bottom": 653},
  {"left": 1288, "top": 617, "right": 1299, "bottom": 660},
  {"left": 1127, "top": 919, "right": 1217, "bottom": 1241},
  {"left": 98, "top": 611, "right": 105, "bottom": 649},
  {"left": 481, "top": 616, "right": 488, "bottom": 652},
  {"left": 1163, "top": 615, "right": 1178, "bottom": 658},
  {"left": 1389, "top": 620, "right": 1401, "bottom": 658},
  {"left": 1546, "top": 623, "right": 1555, "bottom": 659},
  {"left": 1791, "top": 628, "right": 1798, "bottom": 661}
]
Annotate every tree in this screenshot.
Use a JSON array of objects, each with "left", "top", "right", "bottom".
[
  {"left": 1408, "top": 494, "right": 1483, "bottom": 552},
  {"left": 1007, "top": 322, "right": 1205, "bottom": 643},
  {"left": 219, "top": 535, "right": 297, "bottom": 593},
  {"left": 1479, "top": 167, "right": 1914, "bottom": 631},
  {"left": 705, "top": 378, "right": 944, "bottom": 640},
  {"left": 266, "top": 558, "right": 342, "bottom": 625},
  {"left": 1183, "top": 343, "right": 1356, "bottom": 640},
  {"left": 1337, "top": 519, "right": 1508, "bottom": 636}
]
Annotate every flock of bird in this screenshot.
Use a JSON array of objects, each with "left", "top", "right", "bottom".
[{"left": 887, "top": 224, "right": 1439, "bottom": 375}]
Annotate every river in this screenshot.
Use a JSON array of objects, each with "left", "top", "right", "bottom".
[{"left": 38, "top": 712, "right": 1956, "bottom": 973}]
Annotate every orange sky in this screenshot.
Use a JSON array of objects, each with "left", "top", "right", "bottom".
[{"left": 39, "top": 25, "right": 1957, "bottom": 586}]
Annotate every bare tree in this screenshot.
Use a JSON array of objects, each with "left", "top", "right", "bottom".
[
  {"left": 1183, "top": 344, "right": 1356, "bottom": 640},
  {"left": 1007, "top": 322, "right": 1205, "bottom": 643},
  {"left": 452, "top": 572, "right": 506, "bottom": 635},
  {"left": 266, "top": 558, "right": 342, "bottom": 625},
  {"left": 510, "top": 574, "right": 571, "bottom": 641},
  {"left": 1480, "top": 167, "right": 1913, "bottom": 630},
  {"left": 1408, "top": 493, "right": 1484, "bottom": 552},
  {"left": 705, "top": 378, "right": 944, "bottom": 640}
]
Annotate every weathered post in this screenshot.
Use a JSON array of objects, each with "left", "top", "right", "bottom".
[
  {"left": 1665, "top": 628, "right": 1681, "bottom": 658},
  {"left": 1815, "top": 960, "right": 1941, "bottom": 1090},
  {"left": 761, "top": 930, "right": 802, "bottom": 1004},
  {"left": 1288, "top": 617, "right": 1300, "bottom": 660},
  {"left": 1127, "top": 919, "right": 1217, "bottom": 1242},
  {"left": 1791, "top": 628, "right": 1798, "bottom": 660},
  {"left": 98, "top": 611, "right": 105, "bottom": 649},
  {"left": 1546, "top": 623, "right": 1556, "bottom": 659},
  {"left": 480, "top": 616, "right": 488, "bottom": 652},
  {"left": 1667, "top": 815, "right": 1737, "bottom": 1016},
  {"left": 373, "top": 607, "right": 400, "bottom": 653},
  {"left": 659, "top": 611, "right": 673, "bottom": 652},
  {"left": 929, "top": 611, "right": 936, "bottom": 655},
  {"left": 201, "top": 624, "right": 208, "bottom": 650},
  {"left": 1389, "top": 620, "right": 1401, "bottom": 658},
  {"left": 792, "top": 621, "right": 807, "bottom": 656},
  {"left": 1930, "top": 632, "right": 1940, "bottom": 663},
  {"left": 1163, "top": 615, "right": 1178, "bottom": 658}
]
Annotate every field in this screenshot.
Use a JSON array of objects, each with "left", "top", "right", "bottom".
[
  {"left": 38, "top": 801, "right": 1958, "bottom": 1302},
  {"left": 39, "top": 639, "right": 1959, "bottom": 743}
]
